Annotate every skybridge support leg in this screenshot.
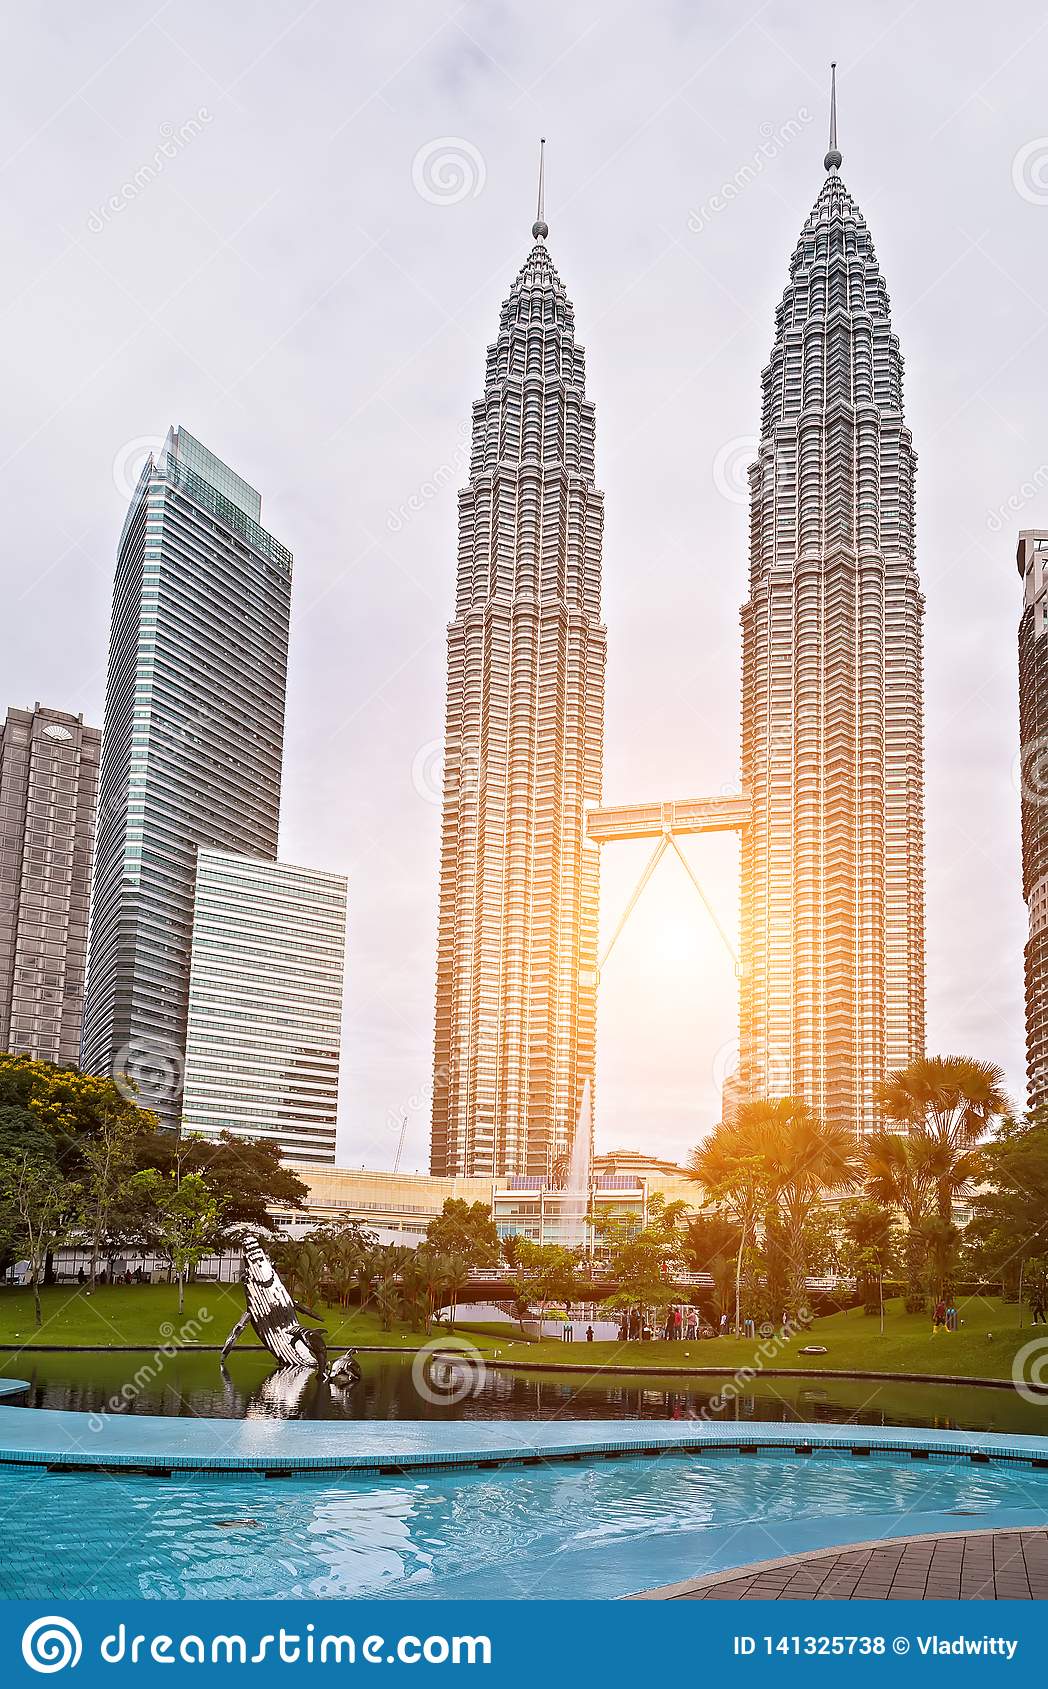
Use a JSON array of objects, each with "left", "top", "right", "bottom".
[
  {"left": 595, "top": 831, "right": 739, "bottom": 977},
  {"left": 597, "top": 834, "right": 671, "bottom": 975}
]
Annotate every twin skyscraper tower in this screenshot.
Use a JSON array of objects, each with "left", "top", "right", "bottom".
[{"left": 431, "top": 83, "right": 926, "bottom": 1178}]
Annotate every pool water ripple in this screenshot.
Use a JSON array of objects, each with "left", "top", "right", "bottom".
[{"left": 4, "top": 1449, "right": 1048, "bottom": 1602}]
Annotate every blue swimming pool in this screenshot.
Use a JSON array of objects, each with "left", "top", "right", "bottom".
[{"left": 4, "top": 1445, "right": 1048, "bottom": 1601}]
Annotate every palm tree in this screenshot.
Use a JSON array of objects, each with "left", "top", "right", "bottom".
[
  {"left": 876, "top": 1056, "right": 1009, "bottom": 1223},
  {"left": 352, "top": 1249, "right": 378, "bottom": 1312},
  {"left": 681, "top": 1212, "right": 741, "bottom": 1321},
  {"left": 864, "top": 1130, "right": 940, "bottom": 1310},
  {"left": 760, "top": 1101, "right": 860, "bottom": 1317},
  {"left": 418, "top": 1246, "right": 449, "bottom": 1332},
  {"left": 688, "top": 1105, "right": 776, "bottom": 1337},
  {"left": 397, "top": 1252, "right": 432, "bottom": 1332},
  {"left": 270, "top": 1236, "right": 325, "bottom": 1309},
  {"left": 320, "top": 1229, "right": 364, "bottom": 1308},
  {"left": 441, "top": 1250, "right": 471, "bottom": 1330}
]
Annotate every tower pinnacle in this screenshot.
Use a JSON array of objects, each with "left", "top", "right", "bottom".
[
  {"left": 824, "top": 61, "right": 842, "bottom": 171},
  {"left": 532, "top": 137, "right": 548, "bottom": 241}
]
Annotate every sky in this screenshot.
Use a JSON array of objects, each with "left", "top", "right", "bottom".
[{"left": 1, "top": 1, "right": 1044, "bottom": 1172}]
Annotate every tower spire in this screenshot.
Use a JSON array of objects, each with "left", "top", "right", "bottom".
[
  {"left": 532, "top": 137, "right": 548, "bottom": 241},
  {"left": 824, "top": 62, "right": 842, "bottom": 171}
]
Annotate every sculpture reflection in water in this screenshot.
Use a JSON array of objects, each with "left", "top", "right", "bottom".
[{"left": 220, "top": 1233, "right": 361, "bottom": 1415}]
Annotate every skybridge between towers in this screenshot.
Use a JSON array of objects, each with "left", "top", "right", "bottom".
[{"left": 585, "top": 793, "right": 750, "bottom": 974}]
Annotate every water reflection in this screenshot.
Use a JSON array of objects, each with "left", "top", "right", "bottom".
[{"left": 1, "top": 1349, "right": 1046, "bottom": 1437}]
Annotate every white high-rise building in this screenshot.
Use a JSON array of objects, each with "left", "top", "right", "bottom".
[
  {"left": 738, "top": 76, "right": 926, "bottom": 1135},
  {"left": 181, "top": 851, "right": 347, "bottom": 1164},
  {"left": 431, "top": 150, "right": 607, "bottom": 1178}
]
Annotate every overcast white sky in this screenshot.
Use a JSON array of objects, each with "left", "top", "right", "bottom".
[{"left": 2, "top": 1, "right": 1043, "bottom": 1170}]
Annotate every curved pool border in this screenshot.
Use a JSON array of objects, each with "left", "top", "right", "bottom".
[{"left": 1, "top": 1402, "right": 1048, "bottom": 1477}]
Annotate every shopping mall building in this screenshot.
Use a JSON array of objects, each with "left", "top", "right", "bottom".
[{"left": 270, "top": 1149, "right": 698, "bottom": 1251}]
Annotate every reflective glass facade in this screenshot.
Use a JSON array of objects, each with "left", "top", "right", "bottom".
[
  {"left": 80, "top": 427, "right": 291, "bottom": 1127},
  {"left": 181, "top": 851, "right": 346, "bottom": 1163}
]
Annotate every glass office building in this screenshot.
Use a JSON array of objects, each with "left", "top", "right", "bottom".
[
  {"left": 80, "top": 427, "right": 292, "bottom": 1127},
  {"left": 181, "top": 851, "right": 347, "bottom": 1163}
]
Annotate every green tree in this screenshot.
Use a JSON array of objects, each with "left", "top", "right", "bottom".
[
  {"left": 875, "top": 1056, "right": 1010, "bottom": 1224},
  {"left": 502, "top": 1240, "right": 589, "bottom": 1331},
  {"left": 920, "top": 1214, "right": 963, "bottom": 1305},
  {"left": 398, "top": 1248, "right": 438, "bottom": 1332},
  {"left": 592, "top": 1195, "right": 686, "bottom": 1331},
  {"left": 688, "top": 1105, "right": 780, "bottom": 1335},
  {"left": 130, "top": 1170, "right": 223, "bottom": 1314},
  {"left": 0, "top": 1055, "right": 162, "bottom": 1284},
  {"left": 838, "top": 1198, "right": 899, "bottom": 1322},
  {"left": 435, "top": 1249, "right": 471, "bottom": 1330},
  {"left": 760, "top": 1101, "right": 860, "bottom": 1316},
  {"left": 0, "top": 1105, "right": 60, "bottom": 1273},
  {"left": 425, "top": 1198, "right": 499, "bottom": 1269},
  {"left": 681, "top": 1211, "right": 741, "bottom": 1319},
  {"left": 0, "top": 1055, "right": 158, "bottom": 1150},
  {"left": 79, "top": 1104, "right": 145, "bottom": 1287},
  {"left": 317, "top": 1220, "right": 378, "bottom": 1307},
  {"left": 138, "top": 1131, "right": 309, "bottom": 1238},
  {"left": 863, "top": 1130, "right": 940, "bottom": 1311},
  {"left": 965, "top": 1111, "right": 1048, "bottom": 1301},
  {"left": 0, "top": 1151, "right": 81, "bottom": 1327}
]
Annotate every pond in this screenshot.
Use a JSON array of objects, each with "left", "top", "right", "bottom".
[{"left": 2, "top": 1348, "right": 1047, "bottom": 1435}]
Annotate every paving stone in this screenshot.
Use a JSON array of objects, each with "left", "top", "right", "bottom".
[{"left": 658, "top": 1530, "right": 1048, "bottom": 1601}]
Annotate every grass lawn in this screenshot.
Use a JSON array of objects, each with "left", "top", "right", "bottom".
[
  {"left": 0, "top": 1284, "right": 1041, "bottom": 1383},
  {"left": 0, "top": 1284, "right": 421, "bottom": 1352},
  {"left": 468, "top": 1296, "right": 1038, "bottom": 1382}
]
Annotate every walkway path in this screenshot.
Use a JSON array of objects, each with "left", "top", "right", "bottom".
[{"left": 635, "top": 1529, "right": 1048, "bottom": 1600}]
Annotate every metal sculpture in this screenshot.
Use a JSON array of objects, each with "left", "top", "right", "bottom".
[{"left": 221, "top": 1233, "right": 361, "bottom": 1387}]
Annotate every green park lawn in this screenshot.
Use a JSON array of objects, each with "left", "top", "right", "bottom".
[
  {"left": 477, "top": 1297, "right": 1038, "bottom": 1382},
  {"left": 0, "top": 1283, "right": 1041, "bottom": 1384},
  {"left": 0, "top": 1284, "right": 415, "bottom": 1353}
]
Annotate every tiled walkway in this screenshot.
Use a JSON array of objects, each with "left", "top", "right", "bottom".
[{"left": 637, "top": 1529, "right": 1048, "bottom": 1600}]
